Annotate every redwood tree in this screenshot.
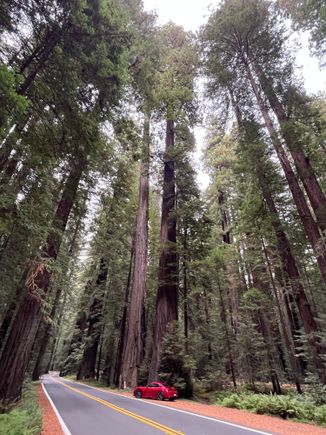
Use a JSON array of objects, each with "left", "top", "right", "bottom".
[{"left": 148, "top": 24, "right": 198, "bottom": 381}]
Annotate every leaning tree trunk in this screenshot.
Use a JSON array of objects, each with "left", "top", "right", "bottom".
[
  {"left": 31, "top": 279, "right": 66, "bottom": 381},
  {"left": 18, "top": 22, "right": 72, "bottom": 96},
  {"left": 260, "top": 173, "right": 326, "bottom": 381},
  {"left": 261, "top": 238, "right": 303, "bottom": 393},
  {"left": 77, "top": 258, "right": 108, "bottom": 380},
  {"left": 252, "top": 61, "right": 326, "bottom": 233},
  {"left": 0, "top": 156, "right": 85, "bottom": 406},
  {"left": 232, "top": 97, "right": 326, "bottom": 383},
  {"left": 120, "top": 113, "right": 150, "bottom": 388},
  {"left": 32, "top": 212, "right": 84, "bottom": 381},
  {"left": 243, "top": 62, "right": 326, "bottom": 286},
  {"left": 148, "top": 118, "right": 178, "bottom": 382}
]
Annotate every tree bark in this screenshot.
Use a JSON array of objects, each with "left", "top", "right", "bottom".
[
  {"left": 183, "top": 229, "right": 189, "bottom": 352},
  {"left": 252, "top": 61, "right": 326, "bottom": 233},
  {"left": 217, "top": 276, "right": 237, "bottom": 388},
  {"left": 0, "top": 156, "right": 85, "bottom": 406},
  {"left": 148, "top": 118, "right": 178, "bottom": 382},
  {"left": 120, "top": 113, "right": 150, "bottom": 388},
  {"left": 114, "top": 244, "right": 134, "bottom": 387},
  {"left": 261, "top": 239, "right": 303, "bottom": 393},
  {"left": 218, "top": 189, "right": 239, "bottom": 331},
  {"left": 243, "top": 62, "right": 326, "bottom": 286},
  {"left": 77, "top": 258, "right": 108, "bottom": 380},
  {"left": 232, "top": 95, "right": 325, "bottom": 383}
]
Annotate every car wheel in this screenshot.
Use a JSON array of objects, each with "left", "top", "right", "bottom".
[
  {"left": 157, "top": 392, "right": 164, "bottom": 401},
  {"left": 135, "top": 390, "right": 142, "bottom": 398},
  {"left": 169, "top": 397, "right": 175, "bottom": 401}
]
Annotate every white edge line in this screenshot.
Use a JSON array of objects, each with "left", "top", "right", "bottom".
[
  {"left": 62, "top": 378, "right": 274, "bottom": 435},
  {"left": 41, "top": 382, "right": 72, "bottom": 435}
]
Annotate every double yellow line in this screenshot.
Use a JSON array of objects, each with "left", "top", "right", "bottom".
[{"left": 53, "top": 378, "right": 184, "bottom": 435}]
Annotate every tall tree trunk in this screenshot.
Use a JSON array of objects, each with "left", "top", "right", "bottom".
[
  {"left": 32, "top": 213, "right": 83, "bottom": 380},
  {"left": 114, "top": 244, "right": 134, "bottom": 387},
  {"left": 252, "top": 61, "right": 326, "bottom": 232},
  {"left": 0, "top": 156, "right": 85, "bottom": 406},
  {"left": 258, "top": 311, "right": 282, "bottom": 394},
  {"left": 218, "top": 189, "right": 239, "bottom": 331},
  {"left": 232, "top": 96, "right": 326, "bottom": 382},
  {"left": 77, "top": 258, "right": 108, "bottom": 380},
  {"left": 120, "top": 113, "right": 150, "bottom": 388},
  {"left": 32, "top": 315, "right": 56, "bottom": 381},
  {"left": 261, "top": 239, "right": 303, "bottom": 393},
  {"left": 183, "top": 230, "right": 189, "bottom": 353},
  {"left": 148, "top": 118, "right": 178, "bottom": 382},
  {"left": 217, "top": 276, "right": 237, "bottom": 388},
  {"left": 48, "top": 286, "right": 68, "bottom": 372},
  {"left": 243, "top": 63, "right": 326, "bottom": 286}
]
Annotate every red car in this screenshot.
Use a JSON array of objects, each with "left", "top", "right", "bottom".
[{"left": 134, "top": 381, "right": 178, "bottom": 401}]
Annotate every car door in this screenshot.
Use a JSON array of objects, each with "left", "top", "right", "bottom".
[
  {"left": 146, "top": 383, "right": 155, "bottom": 399},
  {"left": 150, "top": 383, "right": 160, "bottom": 399}
]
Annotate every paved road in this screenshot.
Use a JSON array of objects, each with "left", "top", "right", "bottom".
[{"left": 42, "top": 376, "right": 274, "bottom": 435}]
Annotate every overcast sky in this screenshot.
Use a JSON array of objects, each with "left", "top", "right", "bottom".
[{"left": 142, "top": 0, "right": 326, "bottom": 188}]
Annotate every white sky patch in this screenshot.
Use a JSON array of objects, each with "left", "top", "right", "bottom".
[{"left": 143, "top": 0, "right": 326, "bottom": 190}]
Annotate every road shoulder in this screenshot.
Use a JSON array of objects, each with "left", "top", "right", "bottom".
[{"left": 37, "top": 383, "right": 64, "bottom": 435}]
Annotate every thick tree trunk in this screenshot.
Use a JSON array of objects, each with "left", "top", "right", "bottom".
[
  {"left": 77, "top": 258, "right": 108, "bottom": 380},
  {"left": 148, "top": 119, "right": 178, "bottom": 382},
  {"left": 252, "top": 61, "right": 326, "bottom": 232},
  {"left": 0, "top": 157, "right": 85, "bottom": 406},
  {"left": 120, "top": 113, "right": 150, "bottom": 388}
]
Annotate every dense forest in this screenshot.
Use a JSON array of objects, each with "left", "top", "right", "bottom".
[{"left": 0, "top": 0, "right": 326, "bottom": 414}]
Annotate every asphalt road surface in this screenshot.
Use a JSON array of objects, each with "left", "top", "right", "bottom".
[{"left": 42, "top": 375, "right": 274, "bottom": 435}]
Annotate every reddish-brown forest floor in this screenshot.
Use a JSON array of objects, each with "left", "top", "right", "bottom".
[
  {"left": 38, "top": 380, "right": 326, "bottom": 435},
  {"left": 37, "top": 384, "right": 63, "bottom": 435}
]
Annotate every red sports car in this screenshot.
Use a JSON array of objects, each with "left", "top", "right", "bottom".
[{"left": 134, "top": 381, "right": 178, "bottom": 401}]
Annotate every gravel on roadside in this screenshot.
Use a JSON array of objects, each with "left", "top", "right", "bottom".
[{"left": 37, "top": 384, "right": 63, "bottom": 435}]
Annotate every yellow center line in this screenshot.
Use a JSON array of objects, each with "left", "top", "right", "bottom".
[{"left": 52, "top": 378, "right": 184, "bottom": 435}]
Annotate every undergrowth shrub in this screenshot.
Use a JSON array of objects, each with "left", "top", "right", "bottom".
[
  {"left": 216, "top": 392, "right": 326, "bottom": 426},
  {"left": 0, "top": 382, "right": 42, "bottom": 435}
]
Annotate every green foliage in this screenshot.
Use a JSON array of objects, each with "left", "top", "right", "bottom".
[
  {"left": 0, "top": 383, "right": 41, "bottom": 435},
  {"left": 216, "top": 391, "right": 326, "bottom": 425},
  {"left": 159, "top": 323, "right": 195, "bottom": 398},
  {"left": 278, "top": 0, "right": 326, "bottom": 63},
  {"left": 0, "top": 65, "right": 27, "bottom": 139}
]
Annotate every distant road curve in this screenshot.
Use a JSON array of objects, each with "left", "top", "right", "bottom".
[{"left": 42, "top": 375, "right": 274, "bottom": 435}]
